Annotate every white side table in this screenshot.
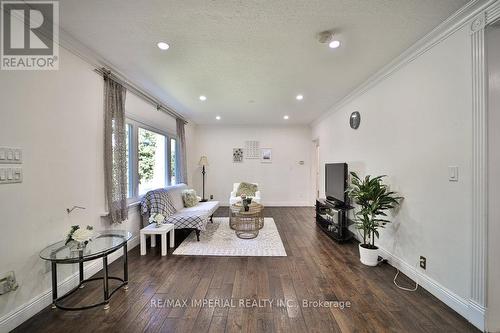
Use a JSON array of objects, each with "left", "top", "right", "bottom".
[{"left": 140, "top": 223, "right": 175, "bottom": 256}]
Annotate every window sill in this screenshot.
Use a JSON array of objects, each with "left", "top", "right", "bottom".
[{"left": 100, "top": 200, "right": 141, "bottom": 217}]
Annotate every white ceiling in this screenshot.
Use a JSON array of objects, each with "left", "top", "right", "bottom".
[{"left": 59, "top": 0, "right": 468, "bottom": 125}]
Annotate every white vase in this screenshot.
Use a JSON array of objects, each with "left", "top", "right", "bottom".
[
  {"left": 69, "top": 240, "right": 87, "bottom": 252},
  {"left": 358, "top": 244, "right": 379, "bottom": 266}
]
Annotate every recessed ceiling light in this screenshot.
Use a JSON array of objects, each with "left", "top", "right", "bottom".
[
  {"left": 329, "top": 40, "right": 341, "bottom": 49},
  {"left": 296, "top": 94, "right": 304, "bottom": 101},
  {"left": 216, "top": 116, "right": 221, "bottom": 120},
  {"left": 199, "top": 95, "right": 207, "bottom": 101},
  {"left": 283, "top": 115, "right": 289, "bottom": 120},
  {"left": 157, "top": 42, "right": 170, "bottom": 50}
]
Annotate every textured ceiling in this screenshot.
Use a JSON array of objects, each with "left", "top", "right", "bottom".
[{"left": 59, "top": 0, "right": 468, "bottom": 125}]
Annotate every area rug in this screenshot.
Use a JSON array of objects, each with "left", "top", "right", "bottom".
[{"left": 173, "top": 217, "right": 287, "bottom": 257}]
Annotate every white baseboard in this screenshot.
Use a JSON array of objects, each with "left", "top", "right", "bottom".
[
  {"left": 468, "top": 300, "right": 487, "bottom": 332},
  {"left": 378, "top": 247, "right": 485, "bottom": 331},
  {"left": 221, "top": 201, "right": 313, "bottom": 207},
  {"left": 349, "top": 232, "right": 485, "bottom": 331},
  {"left": 0, "top": 236, "right": 139, "bottom": 333},
  {"left": 262, "top": 201, "right": 312, "bottom": 207}
]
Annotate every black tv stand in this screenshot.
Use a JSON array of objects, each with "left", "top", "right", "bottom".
[
  {"left": 325, "top": 199, "right": 352, "bottom": 210},
  {"left": 316, "top": 198, "right": 353, "bottom": 243}
]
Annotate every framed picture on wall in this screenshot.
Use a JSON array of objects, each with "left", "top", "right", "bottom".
[
  {"left": 260, "top": 148, "right": 272, "bottom": 163},
  {"left": 233, "top": 148, "right": 243, "bottom": 163},
  {"left": 245, "top": 140, "right": 260, "bottom": 159}
]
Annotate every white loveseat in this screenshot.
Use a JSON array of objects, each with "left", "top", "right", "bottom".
[
  {"left": 141, "top": 184, "right": 219, "bottom": 241},
  {"left": 229, "top": 182, "right": 261, "bottom": 205}
]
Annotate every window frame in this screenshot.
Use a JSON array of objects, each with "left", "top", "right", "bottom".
[
  {"left": 125, "top": 117, "right": 177, "bottom": 202},
  {"left": 169, "top": 137, "right": 177, "bottom": 186}
]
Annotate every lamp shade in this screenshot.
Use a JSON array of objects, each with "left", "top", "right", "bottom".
[{"left": 198, "top": 156, "right": 209, "bottom": 167}]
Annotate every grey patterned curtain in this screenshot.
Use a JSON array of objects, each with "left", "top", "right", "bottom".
[
  {"left": 176, "top": 118, "right": 188, "bottom": 184},
  {"left": 104, "top": 77, "right": 128, "bottom": 223}
]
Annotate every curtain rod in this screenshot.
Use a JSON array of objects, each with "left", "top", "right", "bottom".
[{"left": 94, "top": 67, "right": 188, "bottom": 124}]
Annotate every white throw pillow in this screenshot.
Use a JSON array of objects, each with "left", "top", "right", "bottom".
[{"left": 168, "top": 184, "right": 187, "bottom": 211}]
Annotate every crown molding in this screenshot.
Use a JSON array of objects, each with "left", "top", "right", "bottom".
[
  {"left": 311, "top": 0, "right": 496, "bottom": 127},
  {"left": 57, "top": 27, "right": 189, "bottom": 123},
  {"left": 487, "top": 2, "right": 500, "bottom": 21}
]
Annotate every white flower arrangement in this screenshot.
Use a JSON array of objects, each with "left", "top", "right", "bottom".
[
  {"left": 149, "top": 213, "right": 165, "bottom": 227},
  {"left": 65, "top": 225, "right": 94, "bottom": 247}
]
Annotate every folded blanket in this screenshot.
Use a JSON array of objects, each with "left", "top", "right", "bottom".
[{"left": 140, "top": 189, "right": 176, "bottom": 218}]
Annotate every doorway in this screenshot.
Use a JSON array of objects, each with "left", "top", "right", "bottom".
[{"left": 313, "top": 139, "right": 320, "bottom": 199}]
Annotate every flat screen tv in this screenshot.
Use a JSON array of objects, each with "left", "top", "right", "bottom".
[{"left": 325, "top": 163, "right": 348, "bottom": 206}]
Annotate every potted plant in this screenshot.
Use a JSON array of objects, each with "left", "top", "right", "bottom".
[{"left": 347, "top": 172, "right": 402, "bottom": 266}]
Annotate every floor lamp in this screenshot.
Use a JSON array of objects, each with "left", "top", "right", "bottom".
[{"left": 198, "top": 156, "right": 209, "bottom": 202}]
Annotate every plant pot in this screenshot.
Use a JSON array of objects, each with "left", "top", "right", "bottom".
[{"left": 358, "top": 244, "right": 379, "bottom": 266}]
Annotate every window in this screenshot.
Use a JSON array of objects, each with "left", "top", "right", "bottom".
[
  {"left": 138, "top": 128, "right": 166, "bottom": 195},
  {"left": 124, "top": 119, "right": 177, "bottom": 200},
  {"left": 126, "top": 123, "right": 132, "bottom": 198}
]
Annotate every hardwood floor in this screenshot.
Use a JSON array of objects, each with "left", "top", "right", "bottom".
[{"left": 14, "top": 207, "right": 478, "bottom": 333}]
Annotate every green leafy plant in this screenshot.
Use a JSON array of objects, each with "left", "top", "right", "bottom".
[{"left": 346, "top": 172, "right": 403, "bottom": 249}]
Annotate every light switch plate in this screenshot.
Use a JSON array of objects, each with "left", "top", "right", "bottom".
[
  {"left": 448, "top": 166, "right": 459, "bottom": 182},
  {"left": 0, "top": 147, "right": 22, "bottom": 164},
  {"left": 0, "top": 168, "right": 22, "bottom": 184}
]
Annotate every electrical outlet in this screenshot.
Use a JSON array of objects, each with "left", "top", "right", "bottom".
[
  {"left": 0, "top": 271, "right": 19, "bottom": 295},
  {"left": 210, "top": 194, "right": 214, "bottom": 200},
  {"left": 420, "top": 256, "right": 427, "bottom": 270}
]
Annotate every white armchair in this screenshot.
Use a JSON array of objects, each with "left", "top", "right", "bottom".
[{"left": 229, "top": 182, "right": 261, "bottom": 205}]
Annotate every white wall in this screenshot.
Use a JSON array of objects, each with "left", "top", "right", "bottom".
[
  {"left": 487, "top": 25, "right": 500, "bottom": 333},
  {"left": 0, "top": 47, "right": 190, "bottom": 331},
  {"left": 312, "top": 24, "right": 473, "bottom": 310},
  {"left": 192, "top": 125, "right": 312, "bottom": 206}
]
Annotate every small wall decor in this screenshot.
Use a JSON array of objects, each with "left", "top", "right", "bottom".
[
  {"left": 245, "top": 140, "right": 260, "bottom": 159},
  {"left": 350, "top": 111, "right": 361, "bottom": 129},
  {"left": 233, "top": 148, "right": 243, "bottom": 163},
  {"left": 260, "top": 148, "right": 272, "bottom": 163}
]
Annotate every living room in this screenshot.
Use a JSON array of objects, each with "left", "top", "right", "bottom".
[{"left": 0, "top": 0, "right": 499, "bottom": 332}]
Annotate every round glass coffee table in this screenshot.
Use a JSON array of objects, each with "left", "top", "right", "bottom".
[
  {"left": 229, "top": 202, "right": 264, "bottom": 239},
  {"left": 39, "top": 230, "right": 131, "bottom": 311}
]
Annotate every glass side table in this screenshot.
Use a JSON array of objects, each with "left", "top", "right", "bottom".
[{"left": 39, "top": 230, "right": 132, "bottom": 311}]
